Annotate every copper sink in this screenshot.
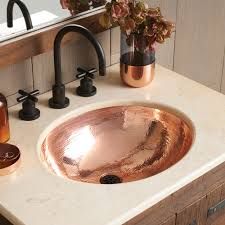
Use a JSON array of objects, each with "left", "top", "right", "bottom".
[{"left": 39, "top": 105, "right": 193, "bottom": 184}]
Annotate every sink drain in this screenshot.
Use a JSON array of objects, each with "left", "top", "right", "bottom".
[{"left": 100, "top": 174, "right": 122, "bottom": 184}]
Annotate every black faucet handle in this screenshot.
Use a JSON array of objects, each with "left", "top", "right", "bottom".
[
  {"left": 17, "top": 89, "right": 40, "bottom": 121},
  {"left": 76, "top": 68, "right": 97, "bottom": 79},
  {"left": 76, "top": 68, "right": 97, "bottom": 97},
  {"left": 17, "top": 89, "right": 39, "bottom": 103}
]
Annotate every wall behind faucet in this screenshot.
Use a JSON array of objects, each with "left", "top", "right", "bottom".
[
  {"left": 32, "top": 31, "right": 111, "bottom": 94},
  {"left": 0, "top": 59, "right": 33, "bottom": 106},
  {"left": 0, "top": 0, "right": 225, "bottom": 107},
  {"left": 222, "top": 57, "right": 225, "bottom": 94},
  {"left": 0, "top": 30, "right": 111, "bottom": 107},
  {"left": 174, "top": 0, "right": 225, "bottom": 92}
]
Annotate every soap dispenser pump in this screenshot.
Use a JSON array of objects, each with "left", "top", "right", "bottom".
[{"left": 0, "top": 94, "right": 10, "bottom": 143}]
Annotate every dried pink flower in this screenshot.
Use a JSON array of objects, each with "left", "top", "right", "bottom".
[
  {"left": 111, "top": 3, "right": 129, "bottom": 21},
  {"left": 99, "top": 0, "right": 175, "bottom": 52},
  {"left": 60, "top": 0, "right": 70, "bottom": 9}
]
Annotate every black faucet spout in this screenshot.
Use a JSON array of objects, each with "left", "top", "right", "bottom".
[
  {"left": 7, "top": 0, "right": 33, "bottom": 30},
  {"left": 49, "top": 24, "right": 106, "bottom": 109}
]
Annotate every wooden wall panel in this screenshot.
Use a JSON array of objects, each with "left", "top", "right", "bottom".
[
  {"left": 156, "top": 32, "right": 175, "bottom": 70},
  {"left": 32, "top": 30, "right": 110, "bottom": 94},
  {"left": 110, "top": 27, "right": 120, "bottom": 65},
  {"left": 221, "top": 55, "right": 225, "bottom": 95},
  {"left": 174, "top": 0, "right": 225, "bottom": 91},
  {"left": 0, "top": 59, "right": 33, "bottom": 106},
  {"left": 150, "top": 0, "right": 177, "bottom": 70}
]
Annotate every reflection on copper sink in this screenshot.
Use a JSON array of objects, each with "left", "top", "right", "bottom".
[{"left": 40, "top": 105, "right": 193, "bottom": 184}]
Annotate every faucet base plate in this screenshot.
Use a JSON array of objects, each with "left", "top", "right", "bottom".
[
  {"left": 19, "top": 108, "right": 40, "bottom": 121},
  {"left": 48, "top": 97, "right": 70, "bottom": 109},
  {"left": 76, "top": 86, "right": 97, "bottom": 97}
]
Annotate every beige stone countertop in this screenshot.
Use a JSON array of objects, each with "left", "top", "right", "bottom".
[{"left": 0, "top": 64, "right": 225, "bottom": 225}]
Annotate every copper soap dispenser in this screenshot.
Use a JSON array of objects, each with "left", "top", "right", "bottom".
[{"left": 0, "top": 93, "right": 10, "bottom": 143}]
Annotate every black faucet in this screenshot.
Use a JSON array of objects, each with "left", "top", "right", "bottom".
[
  {"left": 49, "top": 24, "right": 106, "bottom": 109},
  {"left": 7, "top": 0, "right": 33, "bottom": 30}
]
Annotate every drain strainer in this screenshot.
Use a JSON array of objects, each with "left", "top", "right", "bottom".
[{"left": 100, "top": 174, "right": 122, "bottom": 184}]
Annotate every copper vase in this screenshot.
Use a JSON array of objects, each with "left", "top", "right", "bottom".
[
  {"left": 120, "top": 32, "right": 156, "bottom": 88},
  {"left": 120, "top": 61, "right": 155, "bottom": 88}
]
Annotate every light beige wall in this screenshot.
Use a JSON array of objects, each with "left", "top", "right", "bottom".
[
  {"left": 222, "top": 56, "right": 225, "bottom": 95},
  {"left": 0, "top": 30, "right": 111, "bottom": 106},
  {"left": 0, "top": 59, "right": 33, "bottom": 106},
  {"left": 174, "top": 0, "right": 225, "bottom": 92},
  {"left": 32, "top": 30, "right": 110, "bottom": 94},
  {"left": 150, "top": 0, "right": 177, "bottom": 70},
  {"left": 110, "top": 27, "right": 120, "bottom": 65}
]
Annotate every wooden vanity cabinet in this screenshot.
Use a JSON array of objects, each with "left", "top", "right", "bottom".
[
  {"left": 0, "top": 214, "right": 13, "bottom": 225},
  {"left": 126, "top": 162, "right": 225, "bottom": 225},
  {"left": 160, "top": 217, "right": 176, "bottom": 225},
  {"left": 162, "top": 183, "right": 225, "bottom": 225},
  {"left": 204, "top": 183, "right": 225, "bottom": 225},
  {"left": 176, "top": 196, "right": 207, "bottom": 225}
]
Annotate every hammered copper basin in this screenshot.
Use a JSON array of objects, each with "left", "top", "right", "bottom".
[{"left": 40, "top": 105, "right": 193, "bottom": 184}]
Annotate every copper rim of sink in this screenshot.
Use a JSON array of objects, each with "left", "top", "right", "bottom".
[{"left": 40, "top": 105, "right": 193, "bottom": 184}]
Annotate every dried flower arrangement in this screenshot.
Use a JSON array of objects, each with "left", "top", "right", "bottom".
[
  {"left": 99, "top": 0, "right": 175, "bottom": 53},
  {"left": 61, "top": 0, "right": 106, "bottom": 15}
]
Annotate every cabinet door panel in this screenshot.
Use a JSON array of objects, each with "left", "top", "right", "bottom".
[
  {"left": 176, "top": 196, "right": 207, "bottom": 225},
  {"left": 210, "top": 215, "right": 225, "bottom": 225},
  {"left": 206, "top": 184, "right": 225, "bottom": 225},
  {"left": 161, "top": 217, "right": 176, "bottom": 225}
]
